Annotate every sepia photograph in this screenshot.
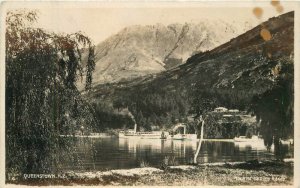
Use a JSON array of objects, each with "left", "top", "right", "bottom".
[{"left": 0, "top": 0, "right": 299, "bottom": 187}]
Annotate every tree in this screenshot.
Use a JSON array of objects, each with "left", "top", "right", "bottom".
[
  {"left": 250, "top": 58, "right": 293, "bottom": 152},
  {"left": 5, "top": 10, "right": 95, "bottom": 176},
  {"left": 193, "top": 115, "right": 205, "bottom": 163},
  {"left": 190, "top": 89, "right": 216, "bottom": 163}
]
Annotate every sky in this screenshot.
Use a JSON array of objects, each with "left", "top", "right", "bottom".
[{"left": 3, "top": 1, "right": 296, "bottom": 44}]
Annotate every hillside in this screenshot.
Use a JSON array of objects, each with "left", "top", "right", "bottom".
[
  {"left": 85, "top": 12, "right": 294, "bottom": 135},
  {"left": 87, "top": 11, "right": 293, "bottom": 100},
  {"left": 84, "top": 20, "right": 250, "bottom": 85}
]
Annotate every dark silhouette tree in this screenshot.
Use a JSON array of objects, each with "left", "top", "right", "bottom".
[
  {"left": 6, "top": 10, "right": 95, "bottom": 176},
  {"left": 250, "top": 58, "right": 294, "bottom": 152}
]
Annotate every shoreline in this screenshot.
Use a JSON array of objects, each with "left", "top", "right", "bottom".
[
  {"left": 59, "top": 135, "right": 250, "bottom": 143},
  {"left": 59, "top": 134, "right": 294, "bottom": 145},
  {"left": 7, "top": 159, "right": 294, "bottom": 186}
]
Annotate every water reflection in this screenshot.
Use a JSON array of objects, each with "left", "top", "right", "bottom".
[{"left": 61, "top": 137, "right": 292, "bottom": 171}]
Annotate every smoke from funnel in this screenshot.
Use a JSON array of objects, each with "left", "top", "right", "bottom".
[
  {"left": 127, "top": 110, "right": 137, "bottom": 132},
  {"left": 117, "top": 108, "right": 137, "bottom": 132}
]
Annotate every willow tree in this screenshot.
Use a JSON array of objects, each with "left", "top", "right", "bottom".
[
  {"left": 6, "top": 10, "right": 96, "bottom": 176},
  {"left": 250, "top": 57, "right": 294, "bottom": 152}
]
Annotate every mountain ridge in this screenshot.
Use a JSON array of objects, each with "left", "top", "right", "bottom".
[
  {"left": 85, "top": 11, "right": 294, "bottom": 104},
  {"left": 83, "top": 20, "right": 251, "bottom": 85}
]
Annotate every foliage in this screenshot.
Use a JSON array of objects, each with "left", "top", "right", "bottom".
[
  {"left": 160, "top": 156, "right": 178, "bottom": 170},
  {"left": 250, "top": 57, "right": 294, "bottom": 148},
  {"left": 139, "top": 159, "right": 150, "bottom": 168},
  {"left": 91, "top": 87, "right": 190, "bottom": 131},
  {"left": 91, "top": 81, "right": 260, "bottom": 133},
  {"left": 189, "top": 88, "right": 217, "bottom": 117},
  {"left": 5, "top": 10, "right": 96, "bottom": 176},
  {"left": 203, "top": 112, "right": 256, "bottom": 139}
]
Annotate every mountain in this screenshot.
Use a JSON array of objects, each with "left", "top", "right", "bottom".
[
  {"left": 85, "top": 12, "right": 293, "bottom": 134},
  {"left": 87, "top": 11, "right": 293, "bottom": 101},
  {"left": 87, "top": 20, "right": 251, "bottom": 85}
]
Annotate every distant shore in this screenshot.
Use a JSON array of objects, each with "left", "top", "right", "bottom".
[
  {"left": 60, "top": 134, "right": 235, "bottom": 142},
  {"left": 8, "top": 159, "right": 293, "bottom": 186}
]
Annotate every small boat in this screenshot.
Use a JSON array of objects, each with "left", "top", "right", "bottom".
[{"left": 280, "top": 138, "right": 294, "bottom": 145}]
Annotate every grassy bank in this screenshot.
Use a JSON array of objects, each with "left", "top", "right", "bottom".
[{"left": 8, "top": 160, "right": 293, "bottom": 186}]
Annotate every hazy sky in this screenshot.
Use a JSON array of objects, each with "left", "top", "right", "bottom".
[{"left": 4, "top": 1, "right": 296, "bottom": 44}]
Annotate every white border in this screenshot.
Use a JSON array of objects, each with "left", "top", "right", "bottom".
[{"left": 0, "top": 1, "right": 299, "bottom": 188}]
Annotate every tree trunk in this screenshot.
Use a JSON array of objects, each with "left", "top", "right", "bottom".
[{"left": 194, "top": 120, "right": 204, "bottom": 164}]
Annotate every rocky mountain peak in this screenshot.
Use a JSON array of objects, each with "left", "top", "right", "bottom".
[{"left": 79, "top": 20, "right": 252, "bottom": 87}]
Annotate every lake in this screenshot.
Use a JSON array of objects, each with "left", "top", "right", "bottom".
[{"left": 61, "top": 137, "right": 293, "bottom": 172}]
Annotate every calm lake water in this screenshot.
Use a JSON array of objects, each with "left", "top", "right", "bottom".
[{"left": 61, "top": 137, "right": 293, "bottom": 171}]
